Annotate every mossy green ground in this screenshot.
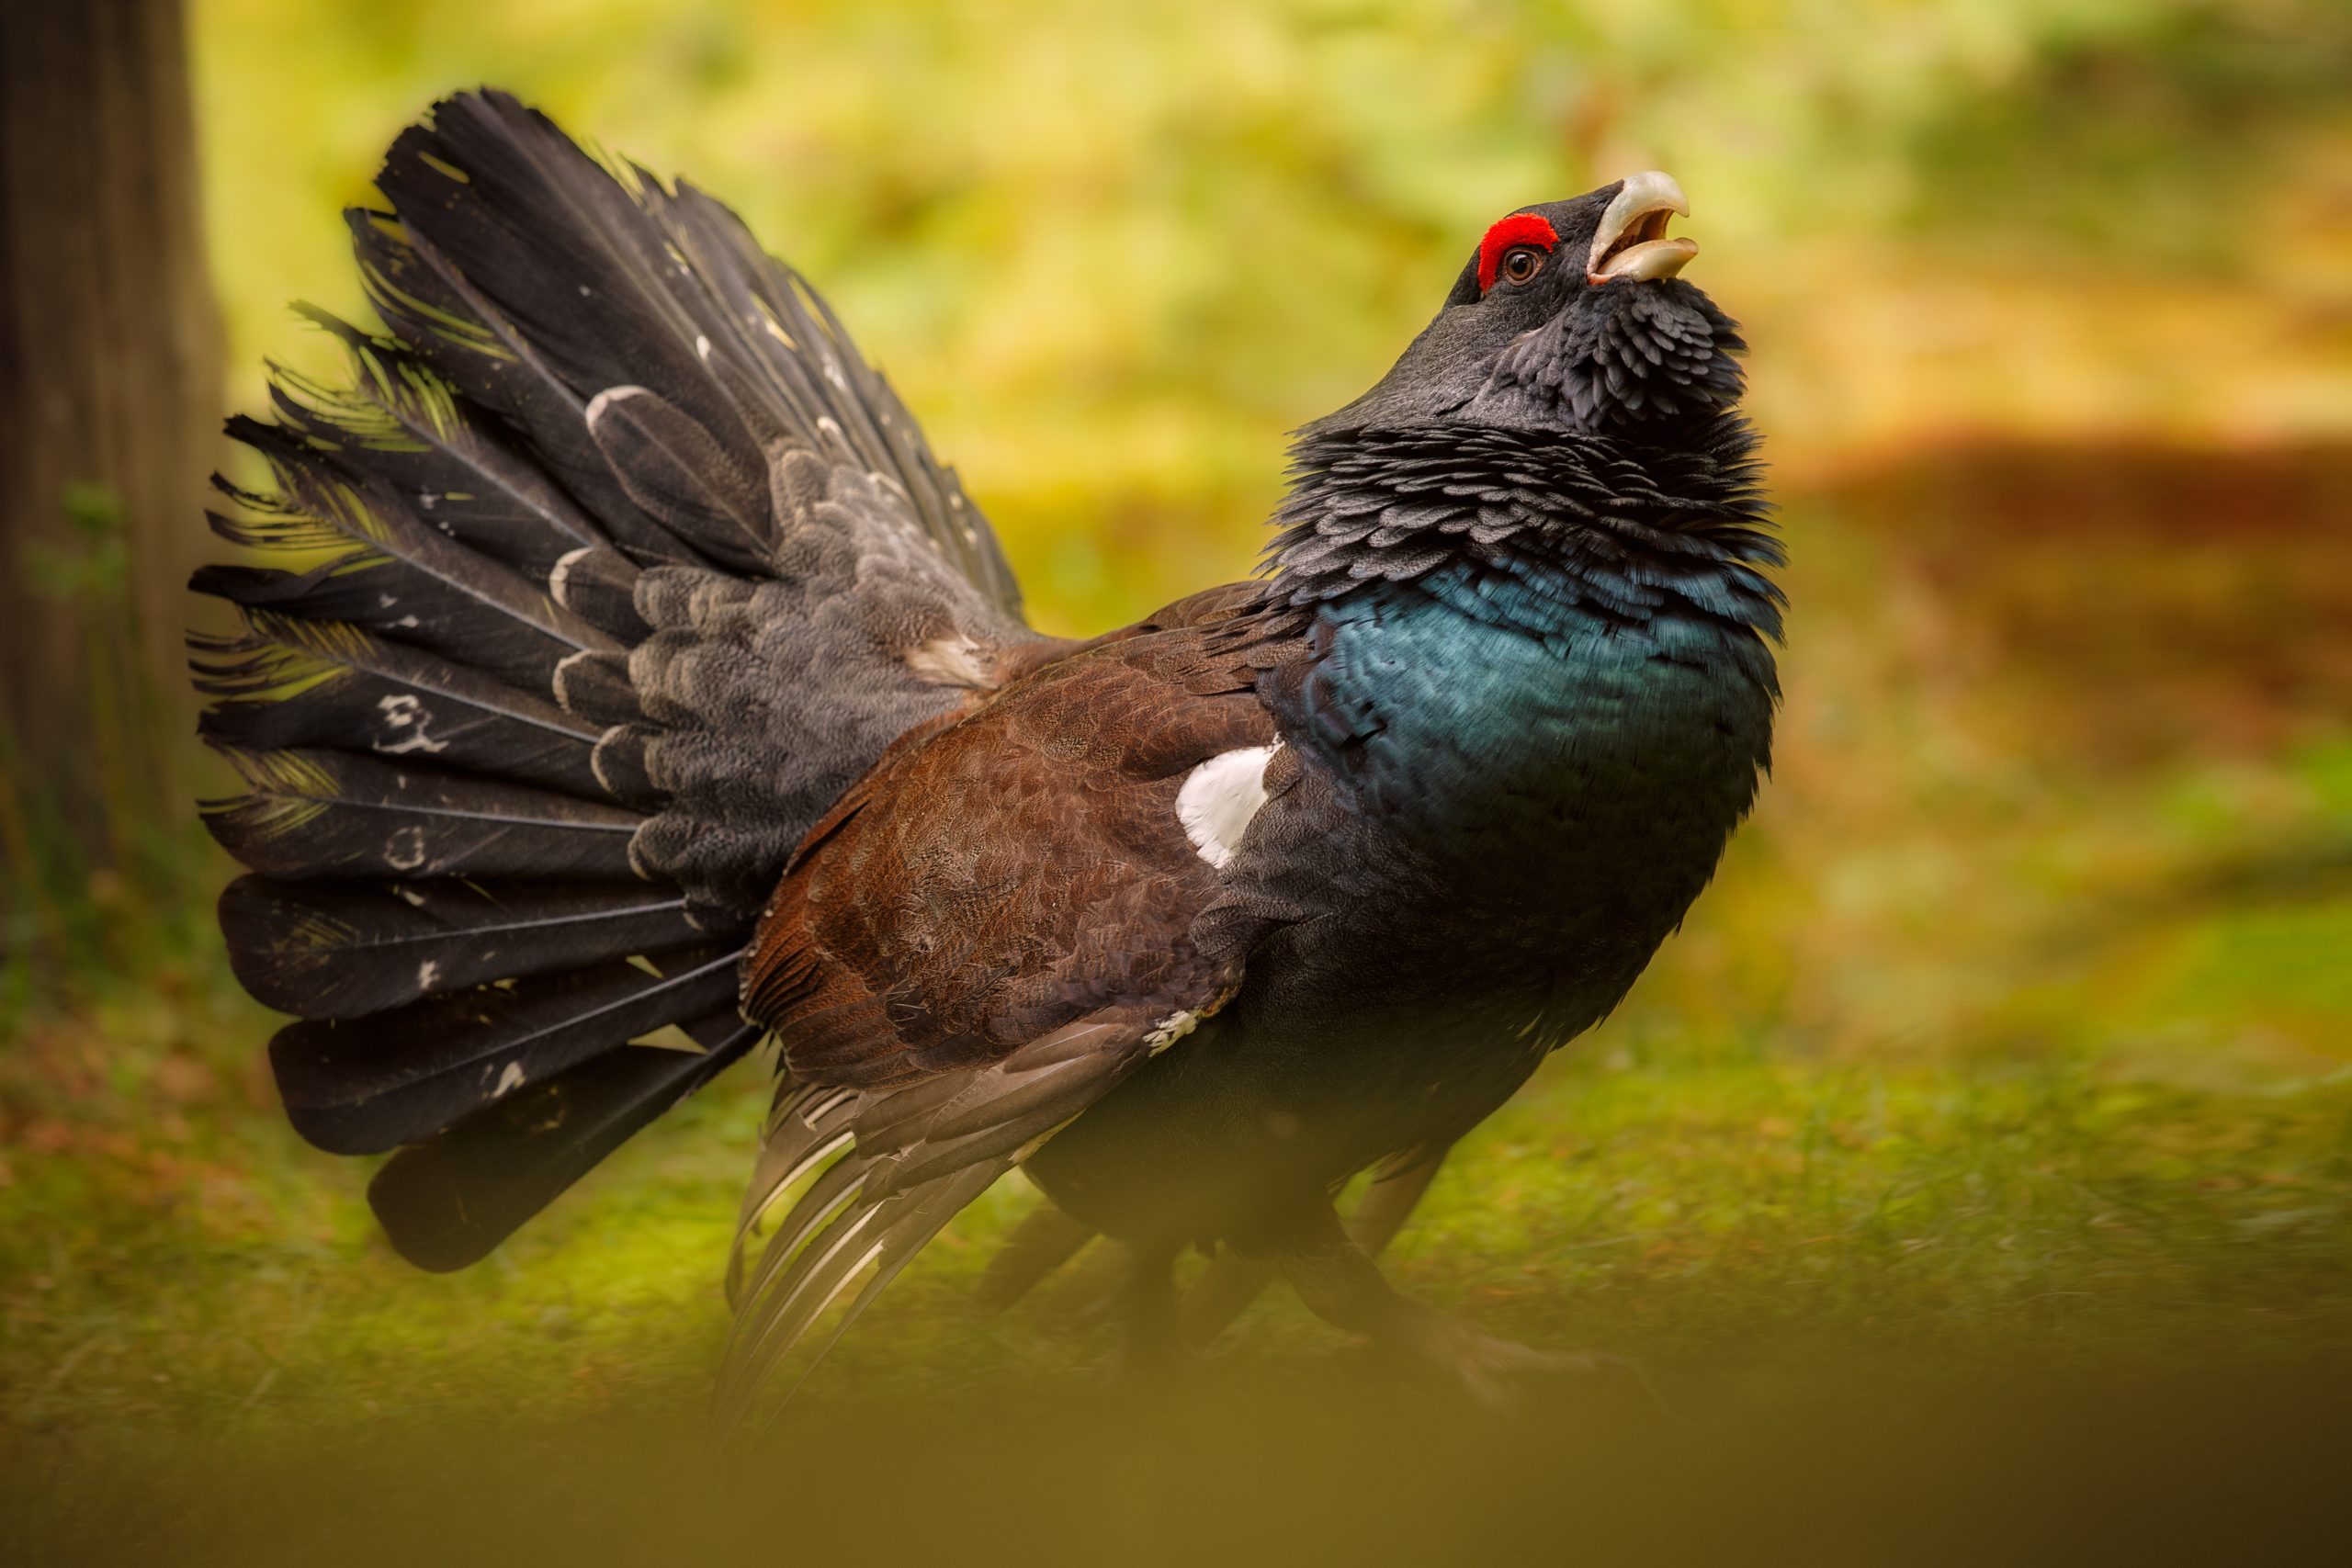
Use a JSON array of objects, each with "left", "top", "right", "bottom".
[
  {"left": 24, "top": 1057, "right": 2352, "bottom": 1405},
  {"left": 9, "top": 937, "right": 2352, "bottom": 1562},
  {"left": 9, "top": 1004, "right": 2351, "bottom": 1435}
]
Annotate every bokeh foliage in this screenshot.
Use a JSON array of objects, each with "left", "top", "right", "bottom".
[
  {"left": 6, "top": 3, "right": 2352, "bottom": 1547},
  {"left": 192, "top": 0, "right": 2352, "bottom": 625}
]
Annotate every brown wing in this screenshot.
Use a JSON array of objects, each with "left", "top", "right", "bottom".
[{"left": 715, "top": 601, "right": 1297, "bottom": 1424}]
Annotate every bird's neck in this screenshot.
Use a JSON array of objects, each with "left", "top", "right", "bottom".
[{"left": 1261, "top": 416, "right": 1781, "bottom": 637}]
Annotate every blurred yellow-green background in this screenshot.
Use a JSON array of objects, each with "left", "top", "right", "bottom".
[{"left": 7, "top": 1, "right": 2352, "bottom": 1558}]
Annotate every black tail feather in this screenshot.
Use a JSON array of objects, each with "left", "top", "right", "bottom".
[
  {"left": 199, "top": 88, "right": 1035, "bottom": 1268},
  {"left": 270, "top": 943, "right": 745, "bottom": 1155},
  {"left": 272, "top": 309, "right": 605, "bottom": 573},
  {"left": 374, "top": 107, "right": 756, "bottom": 453},
  {"left": 218, "top": 876, "right": 702, "bottom": 1019},
  {"left": 191, "top": 615, "right": 605, "bottom": 797},
  {"left": 203, "top": 749, "right": 643, "bottom": 883},
  {"left": 368, "top": 1021, "right": 761, "bottom": 1271},
  {"left": 656, "top": 175, "right": 1020, "bottom": 604},
  {"left": 581, "top": 386, "right": 773, "bottom": 570},
  {"left": 347, "top": 207, "right": 698, "bottom": 568},
  {"left": 210, "top": 418, "right": 621, "bottom": 688}
]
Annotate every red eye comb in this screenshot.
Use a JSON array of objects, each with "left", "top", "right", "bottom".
[{"left": 1476, "top": 213, "right": 1559, "bottom": 293}]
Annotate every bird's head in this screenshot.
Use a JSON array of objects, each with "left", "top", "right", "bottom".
[{"left": 1312, "top": 172, "right": 1746, "bottom": 439}]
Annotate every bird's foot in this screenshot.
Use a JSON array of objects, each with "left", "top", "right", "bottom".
[
  {"left": 1102, "top": 1325, "right": 1194, "bottom": 1394},
  {"left": 1396, "top": 1315, "right": 1618, "bottom": 1408}
]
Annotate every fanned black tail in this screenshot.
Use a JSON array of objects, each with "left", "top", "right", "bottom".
[{"left": 196, "top": 91, "right": 1031, "bottom": 1269}]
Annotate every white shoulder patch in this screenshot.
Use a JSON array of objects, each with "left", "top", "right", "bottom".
[
  {"left": 1176, "top": 743, "right": 1278, "bottom": 869},
  {"left": 902, "top": 635, "right": 990, "bottom": 689}
]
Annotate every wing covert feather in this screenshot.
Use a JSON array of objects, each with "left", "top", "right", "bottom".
[{"left": 715, "top": 612, "right": 1309, "bottom": 1420}]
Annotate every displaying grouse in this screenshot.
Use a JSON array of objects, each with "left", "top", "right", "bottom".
[{"left": 196, "top": 92, "right": 1780, "bottom": 1421}]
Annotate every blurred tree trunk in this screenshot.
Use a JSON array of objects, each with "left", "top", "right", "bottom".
[{"left": 0, "top": 0, "right": 223, "bottom": 895}]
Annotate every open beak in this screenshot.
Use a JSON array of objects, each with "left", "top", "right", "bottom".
[{"left": 1587, "top": 171, "right": 1698, "bottom": 285}]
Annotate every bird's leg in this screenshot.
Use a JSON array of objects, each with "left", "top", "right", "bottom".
[
  {"left": 973, "top": 1201, "right": 1096, "bottom": 1315},
  {"left": 1346, "top": 1149, "right": 1449, "bottom": 1256},
  {"left": 1274, "top": 1207, "right": 1603, "bottom": 1406},
  {"left": 1108, "top": 1238, "right": 1188, "bottom": 1382},
  {"left": 1181, "top": 1146, "right": 1453, "bottom": 1348},
  {"left": 1177, "top": 1251, "right": 1277, "bottom": 1348}
]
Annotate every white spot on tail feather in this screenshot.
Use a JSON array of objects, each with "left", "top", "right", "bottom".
[
  {"left": 548, "top": 546, "right": 594, "bottom": 610},
  {"left": 583, "top": 385, "right": 650, "bottom": 431},
  {"left": 1176, "top": 744, "right": 1277, "bottom": 869},
  {"left": 417, "top": 960, "right": 442, "bottom": 992},
  {"left": 551, "top": 649, "right": 604, "bottom": 716},
  {"left": 373, "top": 694, "right": 447, "bottom": 755},
  {"left": 590, "top": 725, "right": 632, "bottom": 797},
  {"left": 492, "top": 1062, "right": 526, "bottom": 1100},
  {"left": 384, "top": 826, "right": 427, "bottom": 873}
]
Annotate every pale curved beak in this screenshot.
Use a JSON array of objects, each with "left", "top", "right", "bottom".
[{"left": 1587, "top": 171, "right": 1698, "bottom": 285}]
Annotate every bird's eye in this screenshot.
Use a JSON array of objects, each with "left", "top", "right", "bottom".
[{"left": 1500, "top": 247, "right": 1544, "bottom": 285}]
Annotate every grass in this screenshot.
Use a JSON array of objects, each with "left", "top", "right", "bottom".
[
  {"left": 8, "top": 1010, "right": 2349, "bottom": 1438},
  {"left": 7, "top": 980, "right": 2352, "bottom": 1562}
]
